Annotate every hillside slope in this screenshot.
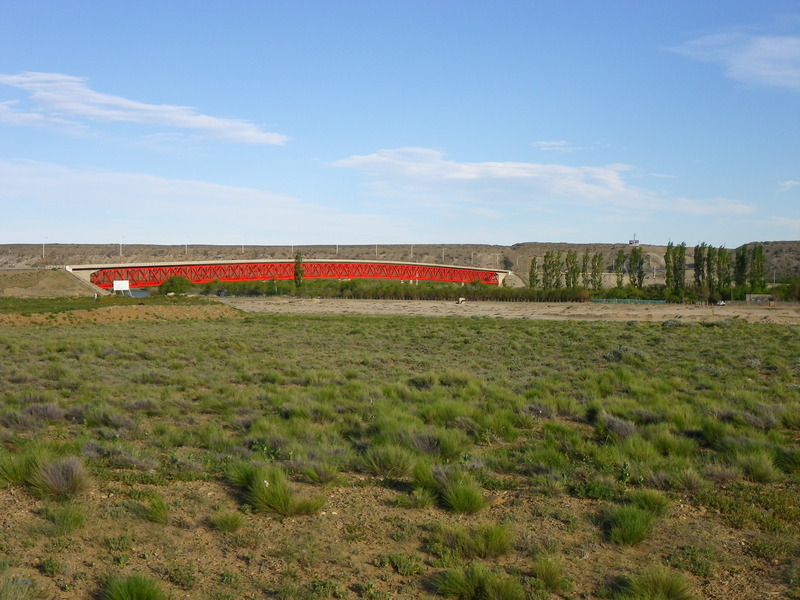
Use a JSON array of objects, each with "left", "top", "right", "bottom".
[{"left": 2, "top": 241, "right": 798, "bottom": 283}]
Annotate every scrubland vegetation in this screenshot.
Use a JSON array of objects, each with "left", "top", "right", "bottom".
[{"left": 0, "top": 299, "right": 799, "bottom": 599}]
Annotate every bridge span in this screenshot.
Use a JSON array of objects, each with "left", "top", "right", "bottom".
[{"left": 67, "top": 260, "right": 510, "bottom": 289}]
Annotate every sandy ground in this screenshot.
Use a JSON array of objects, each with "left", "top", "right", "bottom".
[{"left": 218, "top": 297, "right": 800, "bottom": 325}]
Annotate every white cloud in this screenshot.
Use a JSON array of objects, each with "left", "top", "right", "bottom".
[
  {"left": 778, "top": 180, "right": 800, "bottom": 192},
  {"left": 0, "top": 72, "right": 289, "bottom": 144},
  {"left": 670, "top": 33, "right": 800, "bottom": 92},
  {"left": 532, "top": 141, "right": 590, "bottom": 152},
  {"left": 333, "top": 147, "right": 644, "bottom": 207},
  {"left": 333, "top": 147, "right": 758, "bottom": 222}
]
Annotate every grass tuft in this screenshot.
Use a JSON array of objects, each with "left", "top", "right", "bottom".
[
  {"left": 229, "top": 463, "right": 325, "bottom": 516},
  {"left": 412, "top": 464, "right": 486, "bottom": 514},
  {"left": 604, "top": 505, "right": 653, "bottom": 545},
  {"left": 435, "top": 562, "right": 525, "bottom": 600},
  {"left": 0, "top": 577, "right": 43, "bottom": 600},
  {"left": 622, "top": 565, "right": 695, "bottom": 600},
  {"left": 0, "top": 450, "right": 42, "bottom": 488},
  {"left": 43, "top": 503, "right": 87, "bottom": 535},
  {"left": 30, "top": 456, "right": 90, "bottom": 500},
  {"left": 102, "top": 574, "right": 167, "bottom": 600},
  {"left": 627, "top": 488, "right": 671, "bottom": 517},
  {"left": 426, "top": 523, "right": 514, "bottom": 560},
  {"left": 361, "top": 444, "right": 416, "bottom": 479},
  {"left": 531, "top": 556, "right": 571, "bottom": 594},
  {"left": 210, "top": 511, "right": 245, "bottom": 533}
]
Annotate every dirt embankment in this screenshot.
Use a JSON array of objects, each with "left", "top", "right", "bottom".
[
  {"left": 0, "top": 268, "right": 97, "bottom": 298},
  {"left": 0, "top": 304, "right": 242, "bottom": 326},
  {"left": 218, "top": 297, "right": 800, "bottom": 325}
]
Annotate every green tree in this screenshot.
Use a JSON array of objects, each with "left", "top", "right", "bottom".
[
  {"left": 159, "top": 276, "right": 193, "bottom": 295},
  {"left": 628, "top": 246, "right": 645, "bottom": 289},
  {"left": 294, "top": 252, "right": 305, "bottom": 289},
  {"left": 664, "top": 242, "right": 675, "bottom": 293},
  {"left": 528, "top": 257, "right": 539, "bottom": 288},
  {"left": 614, "top": 249, "right": 626, "bottom": 288},
  {"left": 705, "top": 245, "right": 717, "bottom": 294},
  {"left": 734, "top": 246, "right": 748, "bottom": 288},
  {"left": 591, "top": 252, "right": 604, "bottom": 291},
  {"left": 581, "top": 250, "right": 591, "bottom": 288},
  {"left": 749, "top": 245, "right": 766, "bottom": 292},
  {"left": 542, "top": 251, "right": 562, "bottom": 289},
  {"left": 694, "top": 243, "right": 707, "bottom": 287},
  {"left": 565, "top": 250, "right": 579, "bottom": 288},
  {"left": 716, "top": 246, "right": 732, "bottom": 292},
  {"left": 673, "top": 243, "right": 687, "bottom": 294}
]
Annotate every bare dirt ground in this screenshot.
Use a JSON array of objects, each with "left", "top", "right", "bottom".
[
  {"left": 0, "top": 269, "right": 97, "bottom": 298},
  {"left": 218, "top": 297, "right": 800, "bottom": 325}
]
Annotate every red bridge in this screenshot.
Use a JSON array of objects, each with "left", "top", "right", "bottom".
[{"left": 72, "top": 260, "right": 508, "bottom": 289}]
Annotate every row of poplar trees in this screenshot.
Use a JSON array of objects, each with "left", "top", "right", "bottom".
[
  {"left": 529, "top": 250, "right": 606, "bottom": 291},
  {"left": 674, "top": 242, "right": 767, "bottom": 296},
  {"left": 529, "top": 243, "right": 767, "bottom": 296}
]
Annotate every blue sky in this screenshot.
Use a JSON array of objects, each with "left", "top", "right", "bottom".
[{"left": 0, "top": 1, "right": 798, "bottom": 247}]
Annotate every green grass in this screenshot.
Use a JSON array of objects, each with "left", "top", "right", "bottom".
[
  {"left": 102, "top": 574, "right": 167, "bottom": 600},
  {"left": 42, "top": 503, "right": 87, "bottom": 535},
  {"left": 617, "top": 565, "right": 695, "bottom": 600},
  {"left": 604, "top": 505, "right": 654, "bottom": 545},
  {"left": 412, "top": 464, "right": 487, "bottom": 514},
  {"left": 30, "top": 456, "right": 91, "bottom": 500},
  {"left": 0, "top": 309, "right": 797, "bottom": 599},
  {"left": 531, "top": 556, "right": 571, "bottom": 594},
  {"left": 426, "top": 523, "right": 514, "bottom": 561},
  {"left": 0, "top": 577, "right": 43, "bottom": 600},
  {"left": 435, "top": 562, "right": 525, "bottom": 600},
  {"left": 361, "top": 444, "right": 416, "bottom": 479},
  {"left": 210, "top": 512, "right": 245, "bottom": 533},
  {"left": 229, "top": 463, "right": 325, "bottom": 516}
]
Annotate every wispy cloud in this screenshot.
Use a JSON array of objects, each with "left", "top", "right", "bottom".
[
  {"left": 779, "top": 180, "right": 800, "bottom": 192},
  {"left": 532, "top": 141, "right": 590, "bottom": 152},
  {"left": 332, "top": 147, "right": 643, "bottom": 207},
  {"left": 0, "top": 72, "right": 289, "bottom": 144},
  {"left": 670, "top": 33, "right": 800, "bottom": 92},
  {"left": 332, "top": 147, "right": 753, "bottom": 220}
]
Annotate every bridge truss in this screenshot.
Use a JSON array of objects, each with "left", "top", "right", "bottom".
[{"left": 89, "top": 261, "right": 501, "bottom": 289}]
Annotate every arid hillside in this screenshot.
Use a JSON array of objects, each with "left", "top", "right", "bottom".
[{"left": 3, "top": 240, "right": 800, "bottom": 283}]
